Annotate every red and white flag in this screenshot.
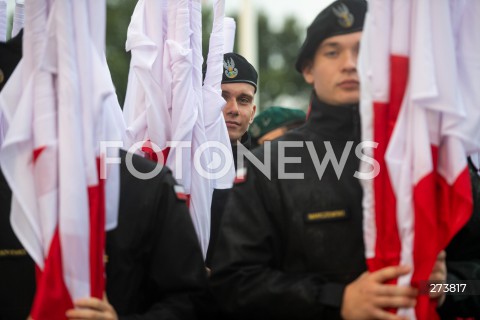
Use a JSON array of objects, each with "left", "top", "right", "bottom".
[
  {"left": 123, "top": 0, "right": 233, "bottom": 256},
  {"left": 0, "top": 0, "right": 122, "bottom": 318},
  {"left": 359, "top": 0, "right": 404, "bottom": 277},
  {"left": 360, "top": 0, "right": 477, "bottom": 319}
]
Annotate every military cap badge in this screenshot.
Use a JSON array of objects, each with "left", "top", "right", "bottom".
[
  {"left": 332, "top": 3, "right": 354, "bottom": 28},
  {"left": 224, "top": 57, "right": 238, "bottom": 79}
]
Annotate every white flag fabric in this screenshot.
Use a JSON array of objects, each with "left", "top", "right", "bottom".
[
  {"left": 123, "top": 0, "right": 171, "bottom": 155},
  {"left": 360, "top": 0, "right": 477, "bottom": 319},
  {"left": 0, "top": 0, "right": 6, "bottom": 42},
  {"left": 123, "top": 0, "right": 232, "bottom": 256},
  {"left": 1, "top": 0, "right": 53, "bottom": 275},
  {"left": 203, "top": 0, "right": 235, "bottom": 190},
  {"left": 186, "top": 0, "right": 213, "bottom": 255},
  {"left": 0, "top": 0, "right": 122, "bottom": 318},
  {"left": 223, "top": 17, "right": 235, "bottom": 53},
  {"left": 12, "top": 0, "right": 24, "bottom": 38}
]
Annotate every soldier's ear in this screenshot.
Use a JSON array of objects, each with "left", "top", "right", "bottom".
[
  {"left": 249, "top": 104, "right": 257, "bottom": 124},
  {"left": 301, "top": 60, "right": 314, "bottom": 85}
]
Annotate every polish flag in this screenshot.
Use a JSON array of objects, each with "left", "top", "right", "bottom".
[
  {"left": 0, "top": 1, "right": 121, "bottom": 318},
  {"left": 123, "top": 0, "right": 232, "bottom": 257},
  {"left": 360, "top": 0, "right": 476, "bottom": 319}
]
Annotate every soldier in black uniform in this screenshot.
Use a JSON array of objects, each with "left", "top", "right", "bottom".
[
  {"left": 1, "top": 28, "right": 206, "bottom": 320},
  {"left": 0, "top": 169, "right": 36, "bottom": 320},
  {"left": 0, "top": 29, "right": 23, "bottom": 92},
  {"left": 195, "top": 53, "right": 258, "bottom": 320},
  {"left": 209, "top": 1, "right": 433, "bottom": 319},
  {"left": 207, "top": 52, "right": 258, "bottom": 266},
  {"left": 65, "top": 150, "right": 208, "bottom": 320}
]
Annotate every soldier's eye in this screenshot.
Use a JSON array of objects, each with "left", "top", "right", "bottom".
[
  {"left": 325, "top": 50, "right": 338, "bottom": 58},
  {"left": 239, "top": 96, "right": 252, "bottom": 105}
]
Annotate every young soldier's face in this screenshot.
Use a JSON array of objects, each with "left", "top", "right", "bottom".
[
  {"left": 221, "top": 82, "right": 257, "bottom": 143},
  {"left": 302, "top": 31, "right": 361, "bottom": 106}
]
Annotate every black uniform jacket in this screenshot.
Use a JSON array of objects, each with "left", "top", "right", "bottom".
[
  {"left": 438, "top": 157, "right": 480, "bottom": 319},
  {"left": 210, "top": 94, "right": 367, "bottom": 319},
  {"left": 105, "top": 150, "right": 207, "bottom": 320},
  {"left": 0, "top": 168, "right": 36, "bottom": 320},
  {"left": 207, "top": 132, "right": 251, "bottom": 266}
]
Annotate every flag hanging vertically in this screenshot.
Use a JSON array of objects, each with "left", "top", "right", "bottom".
[
  {"left": 0, "top": 0, "right": 122, "bottom": 318},
  {"left": 123, "top": 0, "right": 232, "bottom": 256},
  {"left": 203, "top": 0, "right": 235, "bottom": 191},
  {"left": 123, "top": 0, "right": 171, "bottom": 159},
  {"left": 360, "top": 0, "right": 477, "bottom": 319}
]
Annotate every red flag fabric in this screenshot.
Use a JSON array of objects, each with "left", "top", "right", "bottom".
[
  {"left": 360, "top": 0, "right": 476, "bottom": 319},
  {"left": 0, "top": 0, "right": 122, "bottom": 318},
  {"left": 123, "top": 0, "right": 233, "bottom": 256}
]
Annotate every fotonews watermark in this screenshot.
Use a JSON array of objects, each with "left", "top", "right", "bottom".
[{"left": 99, "top": 140, "right": 380, "bottom": 181}]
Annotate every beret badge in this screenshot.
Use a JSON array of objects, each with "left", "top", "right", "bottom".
[
  {"left": 224, "top": 57, "right": 238, "bottom": 79},
  {"left": 332, "top": 3, "right": 354, "bottom": 28}
]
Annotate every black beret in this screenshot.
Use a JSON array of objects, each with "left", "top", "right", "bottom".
[
  {"left": 222, "top": 52, "right": 258, "bottom": 93},
  {"left": 0, "top": 29, "right": 23, "bottom": 92},
  {"left": 295, "top": 0, "right": 367, "bottom": 73}
]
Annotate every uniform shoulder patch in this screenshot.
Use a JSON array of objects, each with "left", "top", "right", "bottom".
[
  {"left": 173, "top": 184, "right": 189, "bottom": 201},
  {"left": 234, "top": 166, "right": 247, "bottom": 184}
]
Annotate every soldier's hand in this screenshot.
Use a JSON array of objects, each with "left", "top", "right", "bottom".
[
  {"left": 341, "top": 265, "right": 417, "bottom": 320},
  {"left": 428, "top": 250, "right": 447, "bottom": 305},
  {"left": 65, "top": 295, "right": 118, "bottom": 320}
]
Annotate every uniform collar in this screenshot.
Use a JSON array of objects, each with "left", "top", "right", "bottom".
[
  {"left": 305, "top": 91, "right": 361, "bottom": 141},
  {"left": 232, "top": 132, "right": 251, "bottom": 170}
]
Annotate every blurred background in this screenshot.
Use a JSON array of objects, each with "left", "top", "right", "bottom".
[{"left": 3, "top": 0, "right": 335, "bottom": 112}]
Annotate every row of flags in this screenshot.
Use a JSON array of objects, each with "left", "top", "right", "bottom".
[
  {"left": 123, "top": 0, "right": 235, "bottom": 256},
  {"left": 0, "top": 0, "right": 123, "bottom": 318},
  {"left": 0, "top": 0, "right": 24, "bottom": 42},
  {"left": 2, "top": 0, "right": 478, "bottom": 319},
  {"left": 359, "top": 0, "right": 480, "bottom": 319},
  {"left": 0, "top": 0, "right": 235, "bottom": 318}
]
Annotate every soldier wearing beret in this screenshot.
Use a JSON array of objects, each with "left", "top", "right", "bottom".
[
  {"left": 249, "top": 106, "right": 306, "bottom": 147},
  {"left": 206, "top": 52, "right": 258, "bottom": 266},
  {"left": 196, "top": 52, "right": 259, "bottom": 320},
  {"left": 220, "top": 52, "right": 258, "bottom": 148},
  {"left": 209, "top": 1, "right": 445, "bottom": 319}
]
